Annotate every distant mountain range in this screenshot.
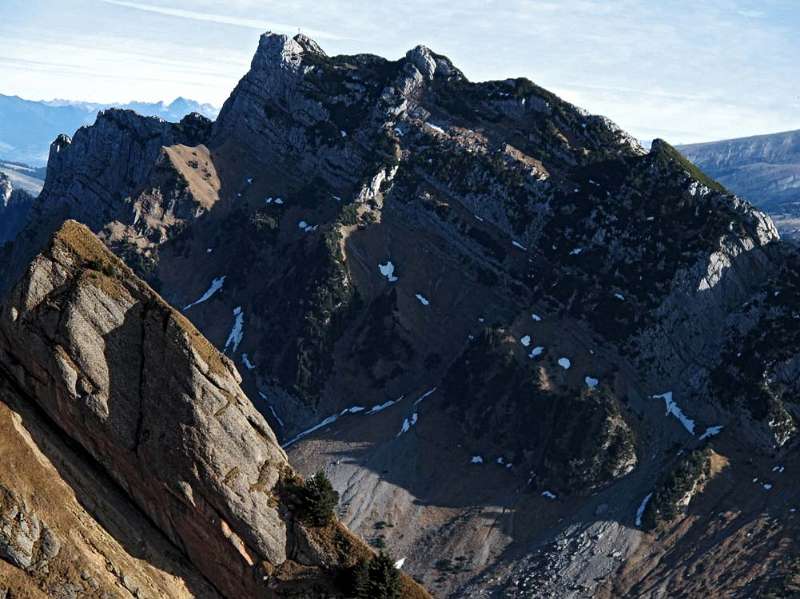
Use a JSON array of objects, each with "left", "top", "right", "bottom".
[
  {"left": 679, "top": 130, "right": 800, "bottom": 238},
  {"left": 0, "top": 94, "right": 219, "bottom": 166}
]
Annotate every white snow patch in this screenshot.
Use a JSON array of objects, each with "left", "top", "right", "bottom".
[
  {"left": 541, "top": 491, "right": 557, "bottom": 500},
  {"left": 529, "top": 346, "right": 545, "bottom": 358},
  {"left": 241, "top": 354, "right": 256, "bottom": 370},
  {"left": 471, "top": 456, "right": 484, "bottom": 464},
  {"left": 340, "top": 130, "right": 347, "bottom": 137},
  {"left": 653, "top": 392, "right": 695, "bottom": 435},
  {"left": 206, "top": 248, "right": 213, "bottom": 253},
  {"left": 274, "top": 197, "right": 284, "bottom": 204},
  {"left": 283, "top": 414, "right": 339, "bottom": 447},
  {"left": 635, "top": 493, "right": 653, "bottom": 527},
  {"left": 183, "top": 276, "right": 226, "bottom": 311},
  {"left": 394, "top": 558, "right": 406, "bottom": 570},
  {"left": 415, "top": 293, "right": 430, "bottom": 306},
  {"left": 773, "top": 465, "right": 785, "bottom": 473},
  {"left": 224, "top": 307, "right": 244, "bottom": 353},
  {"left": 298, "top": 220, "right": 317, "bottom": 232},
  {"left": 520, "top": 335, "right": 531, "bottom": 347},
  {"left": 614, "top": 293, "right": 625, "bottom": 301},
  {"left": 512, "top": 240, "right": 527, "bottom": 251},
  {"left": 397, "top": 412, "right": 419, "bottom": 437},
  {"left": 763, "top": 483, "right": 773, "bottom": 491},
  {"left": 413, "top": 387, "right": 437, "bottom": 407},
  {"left": 426, "top": 123, "right": 445, "bottom": 134},
  {"left": 531, "top": 313, "right": 542, "bottom": 321},
  {"left": 379, "top": 261, "right": 399, "bottom": 282},
  {"left": 245, "top": 177, "right": 253, "bottom": 185},
  {"left": 558, "top": 357, "right": 571, "bottom": 370},
  {"left": 341, "top": 406, "right": 365, "bottom": 415},
  {"left": 585, "top": 376, "right": 599, "bottom": 389},
  {"left": 368, "top": 397, "right": 403, "bottom": 414},
  {"left": 699, "top": 425, "right": 723, "bottom": 440},
  {"left": 258, "top": 392, "right": 285, "bottom": 428},
  {"left": 569, "top": 247, "right": 583, "bottom": 255}
]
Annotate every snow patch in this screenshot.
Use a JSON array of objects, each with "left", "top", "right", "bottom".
[
  {"left": 224, "top": 307, "right": 244, "bottom": 353},
  {"left": 368, "top": 397, "right": 403, "bottom": 414},
  {"left": 378, "top": 260, "right": 399, "bottom": 282},
  {"left": 471, "top": 456, "right": 484, "bottom": 464},
  {"left": 283, "top": 414, "right": 338, "bottom": 448},
  {"left": 529, "top": 346, "right": 545, "bottom": 358},
  {"left": 298, "top": 220, "right": 317, "bottom": 232},
  {"left": 653, "top": 392, "right": 695, "bottom": 435},
  {"left": 397, "top": 412, "right": 419, "bottom": 437},
  {"left": 415, "top": 293, "right": 430, "bottom": 306},
  {"left": 512, "top": 240, "right": 527, "bottom": 251},
  {"left": 531, "top": 313, "right": 542, "bottom": 322},
  {"left": 558, "top": 357, "right": 571, "bottom": 370},
  {"left": 241, "top": 354, "right": 256, "bottom": 370},
  {"left": 635, "top": 493, "right": 653, "bottom": 527},
  {"left": 413, "top": 387, "right": 437, "bottom": 407},
  {"left": 183, "top": 276, "right": 226, "bottom": 311},
  {"left": 541, "top": 491, "right": 557, "bottom": 500},
  {"left": 614, "top": 293, "right": 625, "bottom": 301},
  {"left": 569, "top": 247, "right": 583, "bottom": 256},
  {"left": 394, "top": 558, "right": 406, "bottom": 570},
  {"left": 585, "top": 376, "right": 599, "bottom": 389},
  {"left": 699, "top": 425, "right": 723, "bottom": 440},
  {"left": 520, "top": 335, "right": 531, "bottom": 347}
]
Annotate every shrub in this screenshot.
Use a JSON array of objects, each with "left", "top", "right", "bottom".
[
  {"left": 351, "top": 551, "right": 402, "bottom": 599},
  {"left": 281, "top": 470, "right": 339, "bottom": 526},
  {"left": 296, "top": 470, "right": 339, "bottom": 526}
]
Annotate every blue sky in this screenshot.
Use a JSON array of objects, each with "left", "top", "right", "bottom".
[{"left": 0, "top": 0, "right": 798, "bottom": 143}]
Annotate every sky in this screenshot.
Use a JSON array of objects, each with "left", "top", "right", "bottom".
[{"left": 0, "top": 0, "right": 798, "bottom": 144}]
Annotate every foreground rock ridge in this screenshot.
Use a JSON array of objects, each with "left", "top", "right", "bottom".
[
  {"left": 0, "top": 221, "right": 429, "bottom": 597},
  {"left": 2, "top": 31, "right": 800, "bottom": 597}
]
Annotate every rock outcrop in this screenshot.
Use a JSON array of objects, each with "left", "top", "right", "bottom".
[
  {"left": 679, "top": 129, "right": 800, "bottom": 237},
  {"left": 0, "top": 172, "right": 35, "bottom": 243},
  {"left": 0, "top": 221, "right": 429, "bottom": 598}
]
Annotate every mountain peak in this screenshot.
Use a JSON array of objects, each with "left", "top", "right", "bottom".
[
  {"left": 251, "top": 31, "right": 325, "bottom": 72},
  {"left": 404, "top": 44, "right": 460, "bottom": 80}
]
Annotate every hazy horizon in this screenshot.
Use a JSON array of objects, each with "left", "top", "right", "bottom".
[{"left": 1, "top": 0, "right": 798, "bottom": 145}]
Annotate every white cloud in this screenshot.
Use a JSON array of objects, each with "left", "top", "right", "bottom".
[
  {"left": 0, "top": 0, "right": 797, "bottom": 141},
  {"left": 98, "top": 0, "right": 345, "bottom": 40}
]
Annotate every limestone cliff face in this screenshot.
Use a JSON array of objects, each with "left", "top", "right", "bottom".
[
  {"left": 0, "top": 221, "right": 288, "bottom": 597},
  {"left": 0, "top": 221, "right": 430, "bottom": 598},
  {"left": 679, "top": 129, "right": 800, "bottom": 238},
  {"left": 1, "top": 111, "right": 213, "bottom": 292}
]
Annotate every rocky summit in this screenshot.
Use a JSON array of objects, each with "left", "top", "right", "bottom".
[{"left": 1, "top": 31, "right": 800, "bottom": 598}]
